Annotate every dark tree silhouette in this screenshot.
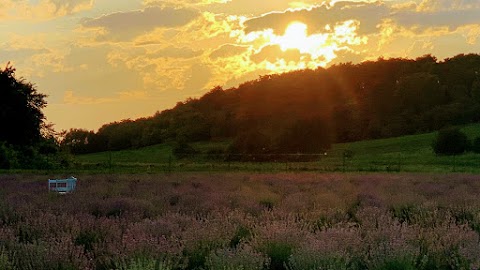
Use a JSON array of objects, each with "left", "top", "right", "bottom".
[
  {"left": 62, "top": 53, "right": 480, "bottom": 157},
  {"left": 432, "top": 128, "right": 469, "bottom": 156},
  {"left": 60, "top": 128, "right": 107, "bottom": 154},
  {"left": 0, "top": 63, "right": 47, "bottom": 146},
  {"left": 472, "top": 136, "right": 480, "bottom": 154}
]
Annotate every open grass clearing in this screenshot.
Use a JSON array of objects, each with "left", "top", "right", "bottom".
[{"left": 73, "top": 124, "right": 480, "bottom": 173}]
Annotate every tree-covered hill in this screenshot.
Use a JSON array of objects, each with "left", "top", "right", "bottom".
[{"left": 62, "top": 54, "right": 480, "bottom": 156}]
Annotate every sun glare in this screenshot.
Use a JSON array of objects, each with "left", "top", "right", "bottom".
[
  {"left": 236, "top": 19, "right": 364, "bottom": 73},
  {"left": 278, "top": 22, "right": 309, "bottom": 51},
  {"left": 273, "top": 21, "right": 329, "bottom": 59}
]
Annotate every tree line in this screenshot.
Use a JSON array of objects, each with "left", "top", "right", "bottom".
[
  {"left": 62, "top": 54, "right": 480, "bottom": 158},
  {"left": 3, "top": 54, "right": 480, "bottom": 166}
]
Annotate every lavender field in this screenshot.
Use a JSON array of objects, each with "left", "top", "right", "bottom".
[{"left": 1, "top": 173, "right": 480, "bottom": 270}]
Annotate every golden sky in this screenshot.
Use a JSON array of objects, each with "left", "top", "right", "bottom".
[{"left": 1, "top": 0, "right": 480, "bottom": 131}]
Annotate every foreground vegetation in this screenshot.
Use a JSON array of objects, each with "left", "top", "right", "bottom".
[
  {"left": 1, "top": 173, "right": 480, "bottom": 269},
  {"left": 73, "top": 124, "right": 480, "bottom": 173}
]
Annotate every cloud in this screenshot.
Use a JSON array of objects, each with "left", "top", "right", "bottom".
[
  {"left": 459, "top": 24, "right": 480, "bottom": 45},
  {"left": 329, "top": 48, "right": 366, "bottom": 65},
  {"left": 392, "top": 9, "right": 480, "bottom": 32},
  {"left": 64, "top": 90, "right": 148, "bottom": 105},
  {"left": 0, "top": 33, "right": 71, "bottom": 78},
  {"left": 16, "top": 44, "right": 146, "bottom": 105},
  {"left": 391, "top": 1, "right": 418, "bottom": 11},
  {"left": 242, "top": 0, "right": 480, "bottom": 42},
  {"left": 416, "top": 0, "right": 480, "bottom": 12},
  {"left": 191, "top": 0, "right": 321, "bottom": 16},
  {"left": 0, "top": 1, "right": 12, "bottom": 19},
  {"left": 148, "top": 46, "right": 203, "bottom": 59},
  {"left": 3, "top": 0, "right": 478, "bottom": 134},
  {"left": 46, "top": 0, "right": 94, "bottom": 16},
  {"left": 81, "top": 6, "right": 200, "bottom": 41},
  {"left": 1, "top": 0, "right": 94, "bottom": 20},
  {"left": 130, "top": 11, "right": 244, "bottom": 54},
  {"left": 1, "top": 33, "right": 48, "bottom": 51},
  {"left": 376, "top": 10, "right": 480, "bottom": 50},
  {"left": 0, "top": 48, "right": 50, "bottom": 65},
  {"left": 231, "top": 16, "right": 368, "bottom": 72},
  {"left": 144, "top": 0, "right": 232, "bottom": 8},
  {"left": 209, "top": 44, "right": 249, "bottom": 59},
  {"left": 243, "top": 1, "right": 389, "bottom": 36},
  {"left": 251, "top": 45, "right": 303, "bottom": 63},
  {"left": 103, "top": 45, "right": 211, "bottom": 92},
  {"left": 233, "top": 0, "right": 480, "bottom": 68},
  {"left": 184, "top": 63, "right": 212, "bottom": 92}
]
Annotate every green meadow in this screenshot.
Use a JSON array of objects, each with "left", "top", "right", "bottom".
[{"left": 74, "top": 124, "right": 480, "bottom": 173}]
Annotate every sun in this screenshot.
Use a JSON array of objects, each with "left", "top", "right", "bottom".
[
  {"left": 277, "top": 21, "right": 310, "bottom": 52},
  {"left": 242, "top": 20, "right": 363, "bottom": 72}
]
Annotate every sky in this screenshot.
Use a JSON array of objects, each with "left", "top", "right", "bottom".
[{"left": 1, "top": 0, "right": 480, "bottom": 132}]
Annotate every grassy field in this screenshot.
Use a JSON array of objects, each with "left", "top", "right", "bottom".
[
  {"left": 74, "top": 124, "right": 480, "bottom": 173},
  {"left": 329, "top": 124, "right": 480, "bottom": 172},
  {"left": 1, "top": 172, "right": 480, "bottom": 269}
]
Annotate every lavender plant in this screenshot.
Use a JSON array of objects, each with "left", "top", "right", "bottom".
[{"left": 1, "top": 173, "right": 480, "bottom": 269}]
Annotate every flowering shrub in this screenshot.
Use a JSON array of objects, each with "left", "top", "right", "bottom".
[
  {"left": 206, "top": 245, "right": 268, "bottom": 270},
  {"left": 1, "top": 173, "right": 480, "bottom": 269}
]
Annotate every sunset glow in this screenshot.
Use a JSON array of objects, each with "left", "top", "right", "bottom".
[
  {"left": 1, "top": 0, "right": 479, "bottom": 131},
  {"left": 238, "top": 19, "right": 364, "bottom": 73},
  {"left": 277, "top": 22, "right": 311, "bottom": 51}
]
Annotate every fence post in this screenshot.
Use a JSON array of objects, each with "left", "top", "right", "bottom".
[
  {"left": 453, "top": 154, "right": 456, "bottom": 172},
  {"left": 398, "top": 154, "right": 402, "bottom": 172},
  {"left": 108, "top": 151, "right": 113, "bottom": 173},
  {"left": 168, "top": 155, "right": 172, "bottom": 173}
]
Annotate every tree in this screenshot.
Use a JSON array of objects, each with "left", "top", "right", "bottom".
[
  {"left": 432, "top": 128, "right": 469, "bottom": 156},
  {"left": 278, "top": 118, "right": 331, "bottom": 154},
  {"left": 172, "top": 139, "right": 197, "bottom": 159},
  {"left": 61, "top": 129, "right": 96, "bottom": 154},
  {"left": 0, "top": 63, "right": 65, "bottom": 169},
  {"left": 42, "top": 53, "right": 480, "bottom": 155},
  {"left": 0, "top": 63, "right": 47, "bottom": 146},
  {"left": 472, "top": 136, "right": 480, "bottom": 154},
  {"left": 0, "top": 142, "right": 19, "bottom": 169},
  {"left": 227, "top": 130, "right": 272, "bottom": 161},
  {"left": 395, "top": 72, "right": 444, "bottom": 114}
]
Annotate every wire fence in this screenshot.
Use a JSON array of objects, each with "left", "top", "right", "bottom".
[{"left": 75, "top": 152, "right": 480, "bottom": 174}]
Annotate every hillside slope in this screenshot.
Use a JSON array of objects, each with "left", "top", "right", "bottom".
[
  {"left": 64, "top": 54, "right": 480, "bottom": 157},
  {"left": 76, "top": 124, "right": 480, "bottom": 173}
]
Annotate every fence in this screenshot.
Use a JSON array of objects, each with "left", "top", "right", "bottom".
[{"left": 76, "top": 151, "right": 480, "bottom": 174}]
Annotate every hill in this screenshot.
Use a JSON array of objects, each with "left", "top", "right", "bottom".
[
  {"left": 64, "top": 53, "right": 480, "bottom": 158},
  {"left": 75, "top": 124, "right": 480, "bottom": 173}
]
